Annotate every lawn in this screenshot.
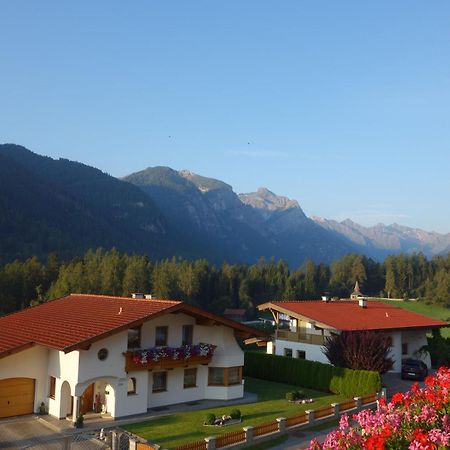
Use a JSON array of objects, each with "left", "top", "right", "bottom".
[
  {"left": 123, "top": 377, "right": 345, "bottom": 449},
  {"left": 381, "top": 300, "right": 450, "bottom": 337}
]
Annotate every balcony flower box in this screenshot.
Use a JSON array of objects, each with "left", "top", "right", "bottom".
[{"left": 125, "top": 343, "right": 216, "bottom": 372}]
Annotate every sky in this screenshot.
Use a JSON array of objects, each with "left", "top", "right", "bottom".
[{"left": 1, "top": 1, "right": 449, "bottom": 233}]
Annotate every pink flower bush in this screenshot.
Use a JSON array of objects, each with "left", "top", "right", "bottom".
[{"left": 308, "top": 366, "right": 450, "bottom": 450}]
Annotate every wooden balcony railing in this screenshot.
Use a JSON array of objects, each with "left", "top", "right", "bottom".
[
  {"left": 125, "top": 343, "right": 215, "bottom": 372},
  {"left": 275, "top": 329, "right": 325, "bottom": 345}
]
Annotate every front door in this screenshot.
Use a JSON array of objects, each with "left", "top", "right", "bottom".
[{"left": 79, "top": 383, "right": 94, "bottom": 414}]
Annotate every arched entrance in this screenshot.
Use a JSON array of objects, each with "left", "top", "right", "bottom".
[{"left": 59, "top": 381, "right": 72, "bottom": 419}]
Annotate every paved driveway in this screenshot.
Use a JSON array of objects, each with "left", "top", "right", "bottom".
[
  {"left": 382, "top": 371, "right": 429, "bottom": 399},
  {"left": 0, "top": 415, "right": 64, "bottom": 450}
]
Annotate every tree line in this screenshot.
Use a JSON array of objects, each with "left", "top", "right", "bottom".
[{"left": 0, "top": 248, "right": 448, "bottom": 317}]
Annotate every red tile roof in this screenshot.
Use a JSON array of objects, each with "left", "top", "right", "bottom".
[
  {"left": 0, "top": 294, "right": 181, "bottom": 358},
  {"left": 259, "top": 300, "right": 448, "bottom": 331},
  {"left": 0, "top": 294, "right": 264, "bottom": 359}
]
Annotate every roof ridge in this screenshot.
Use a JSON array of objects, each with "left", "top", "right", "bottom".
[{"left": 70, "top": 293, "right": 182, "bottom": 304}]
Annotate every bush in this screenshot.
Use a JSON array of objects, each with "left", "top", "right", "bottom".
[
  {"left": 285, "top": 391, "right": 296, "bottom": 401},
  {"left": 229, "top": 409, "right": 241, "bottom": 419},
  {"left": 204, "top": 413, "right": 216, "bottom": 425},
  {"left": 244, "top": 351, "right": 380, "bottom": 397},
  {"left": 286, "top": 390, "right": 304, "bottom": 401}
]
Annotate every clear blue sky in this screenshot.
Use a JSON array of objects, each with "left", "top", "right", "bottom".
[{"left": 1, "top": 1, "right": 449, "bottom": 232}]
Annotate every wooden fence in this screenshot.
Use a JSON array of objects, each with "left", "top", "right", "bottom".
[
  {"left": 166, "top": 394, "right": 379, "bottom": 450},
  {"left": 173, "top": 440, "right": 206, "bottom": 450},
  {"left": 286, "top": 412, "right": 308, "bottom": 428},
  {"left": 339, "top": 399, "right": 356, "bottom": 411},
  {"left": 314, "top": 405, "right": 334, "bottom": 420},
  {"left": 362, "top": 393, "right": 377, "bottom": 405},
  {"left": 253, "top": 420, "right": 279, "bottom": 437},
  {"left": 215, "top": 430, "right": 246, "bottom": 448}
]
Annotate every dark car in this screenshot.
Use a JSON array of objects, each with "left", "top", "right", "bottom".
[{"left": 401, "top": 358, "right": 428, "bottom": 381}]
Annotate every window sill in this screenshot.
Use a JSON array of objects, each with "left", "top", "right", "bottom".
[
  {"left": 152, "top": 389, "right": 167, "bottom": 394},
  {"left": 127, "top": 392, "right": 137, "bottom": 396},
  {"left": 183, "top": 385, "right": 197, "bottom": 389}
]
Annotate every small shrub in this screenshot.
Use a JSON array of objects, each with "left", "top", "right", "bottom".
[
  {"left": 295, "top": 390, "right": 304, "bottom": 399},
  {"left": 285, "top": 391, "right": 296, "bottom": 401},
  {"left": 205, "top": 413, "right": 216, "bottom": 425},
  {"left": 229, "top": 409, "right": 241, "bottom": 419},
  {"left": 286, "top": 390, "right": 304, "bottom": 401}
]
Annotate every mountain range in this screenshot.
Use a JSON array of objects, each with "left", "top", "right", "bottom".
[{"left": 1, "top": 144, "right": 449, "bottom": 266}]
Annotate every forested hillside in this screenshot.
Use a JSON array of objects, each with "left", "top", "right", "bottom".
[{"left": 0, "top": 249, "right": 448, "bottom": 317}]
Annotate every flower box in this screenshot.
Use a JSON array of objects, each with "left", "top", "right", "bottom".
[{"left": 124, "top": 343, "right": 216, "bottom": 372}]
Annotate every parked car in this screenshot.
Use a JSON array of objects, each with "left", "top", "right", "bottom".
[{"left": 401, "top": 358, "right": 428, "bottom": 381}]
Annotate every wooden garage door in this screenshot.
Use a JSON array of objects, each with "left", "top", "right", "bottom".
[{"left": 0, "top": 378, "right": 35, "bottom": 418}]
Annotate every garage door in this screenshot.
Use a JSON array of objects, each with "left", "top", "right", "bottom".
[{"left": 0, "top": 378, "right": 35, "bottom": 418}]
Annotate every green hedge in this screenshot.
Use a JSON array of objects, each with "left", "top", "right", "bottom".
[{"left": 244, "top": 351, "right": 380, "bottom": 397}]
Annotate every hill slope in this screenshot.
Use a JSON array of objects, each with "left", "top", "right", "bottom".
[{"left": 0, "top": 144, "right": 175, "bottom": 262}]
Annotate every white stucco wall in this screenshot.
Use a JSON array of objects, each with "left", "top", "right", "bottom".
[
  {"left": 401, "top": 329, "right": 431, "bottom": 367},
  {"left": 1, "top": 310, "right": 246, "bottom": 420},
  {"left": 272, "top": 339, "right": 328, "bottom": 364},
  {"left": 0, "top": 345, "right": 48, "bottom": 414},
  {"left": 388, "top": 331, "right": 402, "bottom": 372}
]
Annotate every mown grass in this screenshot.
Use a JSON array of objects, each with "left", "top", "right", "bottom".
[
  {"left": 381, "top": 300, "right": 450, "bottom": 337},
  {"left": 123, "top": 377, "right": 344, "bottom": 449}
]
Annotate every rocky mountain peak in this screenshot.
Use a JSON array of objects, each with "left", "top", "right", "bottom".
[{"left": 239, "top": 187, "right": 300, "bottom": 212}]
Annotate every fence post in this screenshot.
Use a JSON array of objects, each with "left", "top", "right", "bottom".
[
  {"left": 354, "top": 396, "right": 362, "bottom": 409},
  {"left": 62, "top": 436, "right": 71, "bottom": 450},
  {"left": 111, "top": 431, "right": 119, "bottom": 450},
  {"left": 276, "top": 417, "right": 286, "bottom": 433},
  {"left": 205, "top": 436, "right": 216, "bottom": 450},
  {"left": 128, "top": 437, "right": 137, "bottom": 450},
  {"left": 306, "top": 410, "right": 315, "bottom": 425},
  {"left": 243, "top": 426, "right": 254, "bottom": 445},
  {"left": 331, "top": 402, "right": 340, "bottom": 418}
]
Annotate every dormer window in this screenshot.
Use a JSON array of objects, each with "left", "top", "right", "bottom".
[{"left": 127, "top": 327, "right": 141, "bottom": 350}]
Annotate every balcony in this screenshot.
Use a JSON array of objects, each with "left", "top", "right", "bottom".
[
  {"left": 275, "top": 329, "right": 325, "bottom": 346},
  {"left": 125, "top": 343, "right": 216, "bottom": 372}
]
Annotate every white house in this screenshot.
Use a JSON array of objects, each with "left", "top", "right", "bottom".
[
  {"left": 258, "top": 298, "right": 448, "bottom": 372},
  {"left": 0, "top": 294, "right": 263, "bottom": 422}
]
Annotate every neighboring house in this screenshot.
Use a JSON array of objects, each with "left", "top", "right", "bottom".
[
  {"left": 258, "top": 298, "right": 448, "bottom": 372},
  {"left": 223, "top": 308, "right": 246, "bottom": 323},
  {"left": 0, "top": 294, "right": 263, "bottom": 422}
]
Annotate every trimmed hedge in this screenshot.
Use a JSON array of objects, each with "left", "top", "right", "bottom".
[{"left": 244, "top": 351, "right": 380, "bottom": 397}]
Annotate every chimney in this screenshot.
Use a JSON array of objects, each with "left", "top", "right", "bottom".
[
  {"left": 131, "top": 293, "right": 144, "bottom": 299},
  {"left": 359, "top": 298, "right": 368, "bottom": 309},
  {"left": 321, "top": 295, "right": 330, "bottom": 303}
]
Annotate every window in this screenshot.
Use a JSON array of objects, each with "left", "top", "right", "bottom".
[
  {"left": 402, "top": 343, "right": 408, "bottom": 355},
  {"left": 155, "top": 326, "right": 168, "bottom": 347},
  {"left": 182, "top": 325, "right": 193, "bottom": 346},
  {"left": 127, "top": 327, "right": 141, "bottom": 350},
  {"left": 152, "top": 372, "right": 167, "bottom": 392},
  {"left": 208, "top": 367, "right": 243, "bottom": 386},
  {"left": 97, "top": 348, "right": 108, "bottom": 361},
  {"left": 208, "top": 367, "right": 225, "bottom": 386},
  {"left": 127, "top": 377, "right": 136, "bottom": 395},
  {"left": 49, "top": 376, "right": 56, "bottom": 399},
  {"left": 183, "top": 368, "right": 197, "bottom": 388},
  {"left": 228, "top": 367, "right": 242, "bottom": 385},
  {"left": 297, "top": 350, "right": 306, "bottom": 359},
  {"left": 284, "top": 348, "right": 293, "bottom": 357}
]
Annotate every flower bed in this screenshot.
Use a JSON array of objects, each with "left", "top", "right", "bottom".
[{"left": 309, "top": 366, "right": 450, "bottom": 449}]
